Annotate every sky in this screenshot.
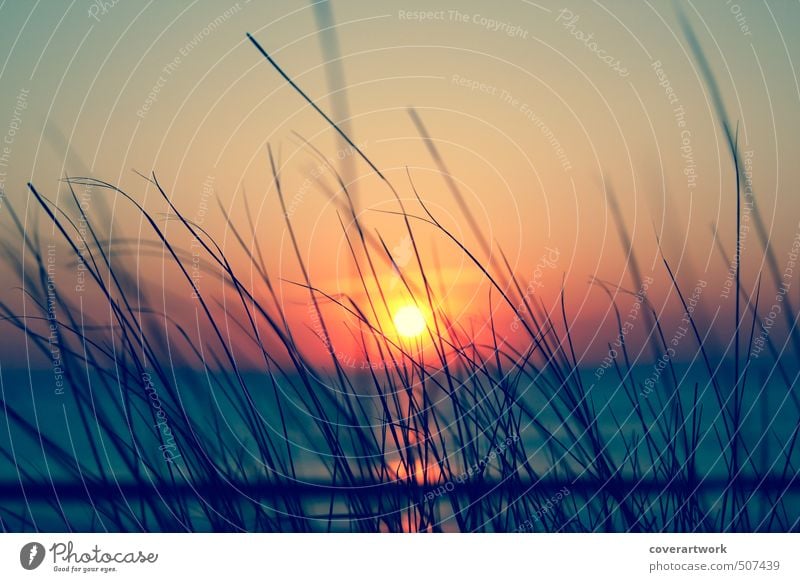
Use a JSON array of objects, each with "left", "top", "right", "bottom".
[{"left": 0, "top": 0, "right": 799, "bottom": 364}]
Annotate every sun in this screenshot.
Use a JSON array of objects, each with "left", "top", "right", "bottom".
[{"left": 393, "top": 305, "right": 427, "bottom": 338}]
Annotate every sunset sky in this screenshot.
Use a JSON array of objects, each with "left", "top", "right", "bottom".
[{"left": 1, "top": 0, "right": 798, "bottom": 364}]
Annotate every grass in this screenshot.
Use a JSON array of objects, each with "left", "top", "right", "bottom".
[{"left": 0, "top": 25, "right": 798, "bottom": 533}]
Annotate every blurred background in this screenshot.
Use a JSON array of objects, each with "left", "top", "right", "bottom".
[
  {"left": 0, "top": 1, "right": 797, "bottom": 365},
  {"left": 1, "top": 0, "right": 800, "bottom": 533},
  {"left": 0, "top": 0, "right": 800, "bottom": 360}
]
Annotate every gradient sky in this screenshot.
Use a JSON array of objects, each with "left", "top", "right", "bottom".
[{"left": 1, "top": 0, "right": 799, "bottom": 363}]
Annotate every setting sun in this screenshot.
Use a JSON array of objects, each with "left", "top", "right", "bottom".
[{"left": 392, "top": 305, "right": 427, "bottom": 338}]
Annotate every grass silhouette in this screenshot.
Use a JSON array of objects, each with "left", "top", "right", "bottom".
[{"left": 0, "top": 25, "right": 798, "bottom": 533}]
